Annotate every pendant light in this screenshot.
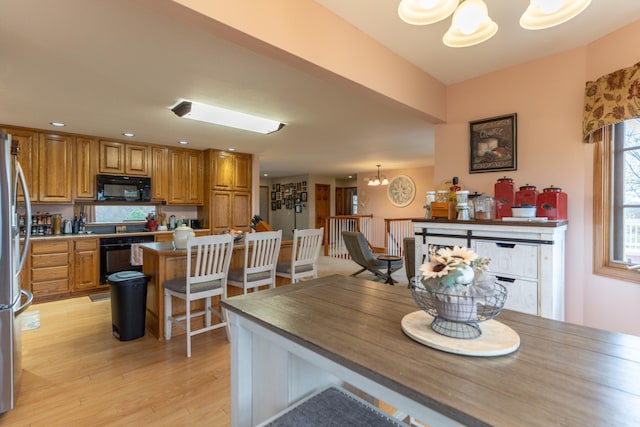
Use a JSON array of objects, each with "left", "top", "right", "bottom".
[
  {"left": 398, "top": 0, "right": 592, "bottom": 48},
  {"left": 367, "top": 165, "right": 389, "bottom": 186},
  {"left": 520, "top": 0, "right": 592, "bottom": 30},
  {"left": 443, "top": 0, "right": 497, "bottom": 48}
]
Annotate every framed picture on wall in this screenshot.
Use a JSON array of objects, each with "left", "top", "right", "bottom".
[
  {"left": 271, "top": 192, "right": 276, "bottom": 201},
  {"left": 276, "top": 200, "right": 282, "bottom": 209},
  {"left": 295, "top": 205, "right": 302, "bottom": 213},
  {"left": 301, "top": 192, "right": 307, "bottom": 201},
  {"left": 469, "top": 113, "right": 517, "bottom": 173},
  {"left": 271, "top": 201, "right": 276, "bottom": 211}
]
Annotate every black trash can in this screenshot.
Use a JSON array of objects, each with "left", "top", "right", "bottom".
[{"left": 107, "top": 271, "right": 150, "bottom": 341}]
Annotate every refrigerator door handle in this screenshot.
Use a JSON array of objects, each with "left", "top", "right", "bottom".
[
  {"left": 15, "top": 289, "right": 33, "bottom": 317},
  {"left": 15, "top": 161, "right": 31, "bottom": 274}
]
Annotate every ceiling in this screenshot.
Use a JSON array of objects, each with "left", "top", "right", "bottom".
[{"left": 1, "top": 0, "right": 639, "bottom": 179}]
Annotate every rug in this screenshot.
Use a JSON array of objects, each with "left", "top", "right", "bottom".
[
  {"left": 21, "top": 310, "right": 40, "bottom": 331},
  {"left": 89, "top": 292, "right": 111, "bottom": 302}
]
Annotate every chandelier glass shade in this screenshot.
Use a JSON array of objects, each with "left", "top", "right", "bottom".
[
  {"left": 398, "top": 0, "right": 592, "bottom": 48},
  {"left": 367, "top": 165, "right": 389, "bottom": 186}
]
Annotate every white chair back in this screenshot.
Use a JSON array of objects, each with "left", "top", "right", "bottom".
[
  {"left": 228, "top": 230, "right": 283, "bottom": 293},
  {"left": 186, "top": 234, "right": 234, "bottom": 298},
  {"left": 278, "top": 227, "right": 324, "bottom": 283},
  {"left": 245, "top": 230, "right": 282, "bottom": 275}
]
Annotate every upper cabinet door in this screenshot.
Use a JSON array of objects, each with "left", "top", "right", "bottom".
[
  {"left": 233, "top": 153, "right": 252, "bottom": 191},
  {"left": 151, "top": 146, "right": 167, "bottom": 201},
  {"left": 125, "top": 143, "right": 149, "bottom": 175},
  {"left": 38, "top": 133, "right": 73, "bottom": 203},
  {"left": 211, "top": 151, "right": 234, "bottom": 190},
  {"left": 75, "top": 137, "right": 98, "bottom": 199},
  {"left": 99, "top": 140, "right": 125, "bottom": 174},
  {"left": 186, "top": 150, "right": 204, "bottom": 204},
  {"left": 2, "top": 127, "right": 38, "bottom": 202}
]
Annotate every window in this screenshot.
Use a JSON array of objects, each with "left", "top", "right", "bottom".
[
  {"left": 594, "top": 119, "right": 640, "bottom": 282},
  {"left": 90, "top": 205, "right": 156, "bottom": 223}
]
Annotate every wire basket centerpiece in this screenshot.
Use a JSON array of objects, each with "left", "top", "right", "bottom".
[{"left": 413, "top": 245, "right": 508, "bottom": 339}]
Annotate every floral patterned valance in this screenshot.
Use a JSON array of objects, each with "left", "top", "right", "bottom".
[{"left": 583, "top": 61, "right": 640, "bottom": 143}]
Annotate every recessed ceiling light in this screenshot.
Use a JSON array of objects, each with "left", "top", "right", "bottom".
[
  {"left": 123, "top": 132, "right": 135, "bottom": 137},
  {"left": 50, "top": 122, "right": 65, "bottom": 127},
  {"left": 228, "top": 148, "right": 236, "bottom": 151},
  {"left": 178, "top": 140, "right": 189, "bottom": 145},
  {"left": 263, "top": 173, "right": 268, "bottom": 177}
]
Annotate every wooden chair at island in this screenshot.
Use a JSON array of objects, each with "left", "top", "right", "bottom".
[
  {"left": 228, "top": 230, "right": 282, "bottom": 294},
  {"left": 162, "top": 234, "right": 234, "bottom": 358},
  {"left": 276, "top": 227, "right": 324, "bottom": 284}
]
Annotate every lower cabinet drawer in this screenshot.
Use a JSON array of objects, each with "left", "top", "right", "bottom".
[
  {"left": 475, "top": 241, "right": 538, "bottom": 280},
  {"left": 31, "top": 278, "right": 70, "bottom": 296},
  {"left": 31, "top": 253, "right": 69, "bottom": 268},
  {"left": 32, "top": 265, "right": 69, "bottom": 282},
  {"left": 496, "top": 276, "right": 538, "bottom": 316}
]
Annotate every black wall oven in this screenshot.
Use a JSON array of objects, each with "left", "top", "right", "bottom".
[{"left": 99, "top": 235, "right": 155, "bottom": 284}]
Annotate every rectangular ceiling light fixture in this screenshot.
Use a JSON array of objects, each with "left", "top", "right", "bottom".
[{"left": 171, "top": 100, "right": 285, "bottom": 134}]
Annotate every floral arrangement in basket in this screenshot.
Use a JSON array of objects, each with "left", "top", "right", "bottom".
[
  {"left": 419, "top": 246, "right": 491, "bottom": 295},
  {"left": 413, "top": 246, "right": 506, "bottom": 326}
]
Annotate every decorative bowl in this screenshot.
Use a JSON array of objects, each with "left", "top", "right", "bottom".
[{"left": 511, "top": 206, "right": 537, "bottom": 218}]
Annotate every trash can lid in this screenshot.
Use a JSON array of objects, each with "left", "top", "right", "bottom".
[{"left": 107, "top": 271, "right": 149, "bottom": 283}]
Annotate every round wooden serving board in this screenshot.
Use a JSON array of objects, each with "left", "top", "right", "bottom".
[{"left": 401, "top": 310, "right": 520, "bottom": 357}]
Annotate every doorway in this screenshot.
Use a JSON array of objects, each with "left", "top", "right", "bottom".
[
  {"left": 259, "top": 185, "right": 269, "bottom": 223},
  {"left": 315, "top": 184, "right": 330, "bottom": 229}
]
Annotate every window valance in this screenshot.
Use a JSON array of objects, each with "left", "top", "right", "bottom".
[{"left": 583, "top": 61, "right": 640, "bottom": 143}]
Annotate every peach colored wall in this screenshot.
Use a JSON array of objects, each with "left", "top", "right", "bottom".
[{"left": 439, "top": 21, "right": 640, "bottom": 336}]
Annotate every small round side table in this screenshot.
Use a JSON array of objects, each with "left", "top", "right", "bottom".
[{"left": 377, "top": 255, "right": 402, "bottom": 285}]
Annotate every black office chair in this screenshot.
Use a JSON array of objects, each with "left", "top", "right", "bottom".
[{"left": 342, "top": 231, "right": 403, "bottom": 280}]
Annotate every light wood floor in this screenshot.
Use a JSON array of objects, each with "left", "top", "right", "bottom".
[{"left": 1, "top": 257, "right": 410, "bottom": 427}]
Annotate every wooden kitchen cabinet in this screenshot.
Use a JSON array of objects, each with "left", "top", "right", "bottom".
[
  {"left": 30, "top": 239, "right": 72, "bottom": 300},
  {"left": 167, "top": 148, "right": 203, "bottom": 205},
  {"left": 413, "top": 220, "right": 567, "bottom": 320},
  {"left": 73, "top": 239, "right": 100, "bottom": 290},
  {"left": 1, "top": 127, "right": 38, "bottom": 202},
  {"left": 210, "top": 190, "right": 251, "bottom": 234},
  {"left": 150, "top": 146, "right": 167, "bottom": 201},
  {"left": 74, "top": 136, "right": 98, "bottom": 200},
  {"left": 38, "top": 133, "right": 73, "bottom": 203},
  {"left": 210, "top": 150, "right": 252, "bottom": 191},
  {"left": 99, "top": 140, "right": 149, "bottom": 176}
]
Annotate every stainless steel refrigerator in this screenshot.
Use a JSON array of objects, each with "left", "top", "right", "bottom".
[{"left": 0, "top": 132, "right": 33, "bottom": 413}]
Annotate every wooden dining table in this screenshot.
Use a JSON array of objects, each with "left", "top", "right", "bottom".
[{"left": 220, "top": 274, "right": 640, "bottom": 427}]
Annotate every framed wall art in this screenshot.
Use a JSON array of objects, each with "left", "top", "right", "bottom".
[{"left": 469, "top": 113, "right": 517, "bottom": 173}]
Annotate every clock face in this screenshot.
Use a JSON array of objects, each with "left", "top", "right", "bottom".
[{"left": 387, "top": 175, "right": 416, "bottom": 207}]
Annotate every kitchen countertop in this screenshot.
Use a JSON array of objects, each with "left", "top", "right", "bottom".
[
  {"left": 412, "top": 218, "right": 568, "bottom": 227},
  {"left": 221, "top": 274, "right": 640, "bottom": 426},
  {"left": 23, "top": 229, "right": 211, "bottom": 241}
]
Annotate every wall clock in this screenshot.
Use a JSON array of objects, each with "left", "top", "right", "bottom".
[{"left": 387, "top": 175, "right": 416, "bottom": 207}]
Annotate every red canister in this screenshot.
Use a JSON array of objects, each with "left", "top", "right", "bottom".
[
  {"left": 494, "top": 176, "right": 514, "bottom": 219},
  {"left": 515, "top": 184, "right": 538, "bottom": 207},
  {"left": 536, "top": 186, "right": 567, "bottom": 220}
]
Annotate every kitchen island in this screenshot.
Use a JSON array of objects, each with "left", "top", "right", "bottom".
[
  {"left": 221, "top": 274, "right": 640, "bottom": 427},
  {"left": 139, "top": 239, "right": 292, "bottom": 339}
]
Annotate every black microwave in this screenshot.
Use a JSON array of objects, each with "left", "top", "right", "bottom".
[{"left": 96, "top": 174, "right": 152, "bottom": 202}]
